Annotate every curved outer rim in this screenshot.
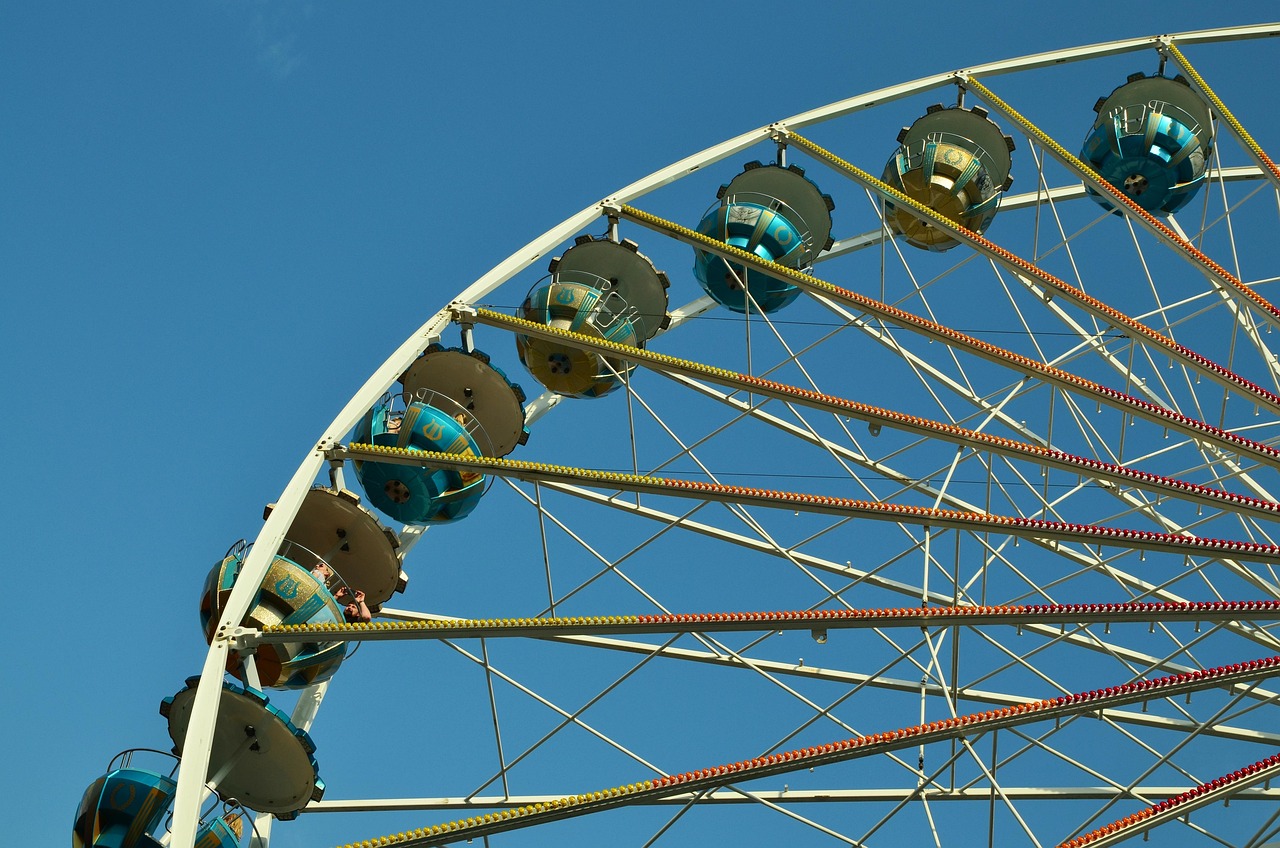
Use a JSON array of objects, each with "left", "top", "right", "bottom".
[{"left": 168, "top": 22, "right": 1280, "bottom": 848}]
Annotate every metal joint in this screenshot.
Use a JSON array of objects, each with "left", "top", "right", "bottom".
[
  {"left": 450, "top": 302, "right": 478, "bottom": 325},
  {"left": 228, "top": 626, "right": 261, "bottom": 649}
]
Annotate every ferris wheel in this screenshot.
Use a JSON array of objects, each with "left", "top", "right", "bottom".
[{"left": 75, "top": 23, "right": 1280, "bottom": 848}]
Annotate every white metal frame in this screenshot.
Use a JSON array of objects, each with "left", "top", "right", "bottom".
[{"left": 168, "top": 24, "right": 1280, "bottom": 848}]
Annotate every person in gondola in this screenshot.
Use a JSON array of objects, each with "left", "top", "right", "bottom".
[
  {"left": 310, "top": 562, "right": 372, "bottom": 623},
  {"left": 333, "top": 584, "right": 372, "bottom": 624}
]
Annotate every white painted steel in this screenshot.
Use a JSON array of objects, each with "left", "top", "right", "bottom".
[
  {"left": 301, "top": 784, "right": 1280, "bottom": 812},
  {"left": 168, "top": 24, "right": 1280, "bottom": 848}
]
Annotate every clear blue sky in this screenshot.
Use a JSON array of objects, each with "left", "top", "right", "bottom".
[{"left": 6, "top": 3, "right": 1280, "bottom": 848}]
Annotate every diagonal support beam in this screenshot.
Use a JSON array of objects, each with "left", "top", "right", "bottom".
[
  {"left": 962, "top": 73, "right": 1280, "bottom": 361},
  {"left": 303, "top": 783, "right": 1280, "bottom": 813},
  {"left": 244, "top": 601, "right": 1280, "bottom": 645},
  {"left": 470, "top": 306, "right": 1280, "bottom": 511},
  {"left": 1058, "top": 751, "right": 1280, "bottom": 847},
  {"left": 1166, "top": 42, "right": 1280, "bottom": 191},
  {"left": 774, "top": 130, "right": 1280, "bottom": 414},
  {"left": 334, "top": 656, "right": 1280, "bottom": 847},
  {"left": 600, "top": 204, "right": 1280, "bottom": 474},
  {"left": 332, "top": 445, "right": 1280, "bottom": 563}
]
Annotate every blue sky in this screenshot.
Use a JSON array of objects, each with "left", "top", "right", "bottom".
[{"left": 7, "top": 3, "right": 1280, "bottom": 848}]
